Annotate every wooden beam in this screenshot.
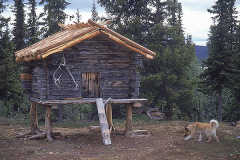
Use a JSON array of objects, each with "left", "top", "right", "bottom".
[
  {"left": 20, "top": 74, "right": 32, "bottom": 80},
  {"left": 100, "top": 31, "right": 153, "bottom": 59},
  {"left": 15, "top": 27, "right": 97, "bottom": 62},
  {"left": 88, "top": 19, "right": 156, "bottom": 57},
  {"left": 96, "top": 98, "right": 111, "bottom": 145},
  {"left": 41, "top": 30, "right": 101, "bottom": 59},
  {"left": 36, "top": 98, "right": 147, "bottom": 105}
]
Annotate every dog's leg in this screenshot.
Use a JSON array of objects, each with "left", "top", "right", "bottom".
[
  {"left": 184, "top": 135, "right": 192, "bottom": 140},
  {"left": 213, "top": 133, "right": 219, "bottom": 142},
  {"left": 206, "top": 135, "right": 212, "bottom": 143},
  {"left": 185, "top": 131, "right": 195, "bottom": 141},
  {"left": 198, "top": 133, "right": 202, "bottom": 142},
  {"left": 185, "top": 129, "right": 196, "bottom": 141}
]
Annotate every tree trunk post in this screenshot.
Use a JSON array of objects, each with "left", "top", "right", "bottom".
[
  {"left": 125, "top": 104, "right": 133, "bottom": 136},
  {"left": 106, "top": 103, "right": 114, "bottom": 131},
  {"left": 45, "top": 106, "right": 53, "bottom": 142},
  {"left": 30, "top": 102, "right": 41, "bottom": 134},
  {"left": 96, "top": 98, "right": 111, "bottom": 145}
]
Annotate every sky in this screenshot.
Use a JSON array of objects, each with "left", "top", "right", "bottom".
[{"left": 2, "top": 0, "right": 240, "bottom": 46}]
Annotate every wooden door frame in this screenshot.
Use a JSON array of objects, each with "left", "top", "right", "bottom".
[{"left": 81, "top": 72, "right": 101, "bottom": 98}]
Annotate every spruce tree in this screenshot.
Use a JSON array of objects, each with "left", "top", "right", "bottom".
[
  {"left": 201, "top": 0, "right": 238, "bottom": 121},
  {"left": 27, "top": 0, "right": 39, "bottom": 45},
  {"left": 0, "top": 0, "right": 10, "bottom": 35},
  {"left": 98, "top": 0, "right": 152, "bottom": 44},
  {"left": 12, "top": 0, "right": 26, "bottom": 51},
  {"left": 75, "top": 8, "right": 81, "bottom": 23},
  {"left": 150, "top": 0, "right": 167, "bottom": 24},
  {"left": 39, "top": 0, "right": 70, "bottom": 37},
  {"left": 167, "top": 0, "right": 182, "bottom": 26},
  {"left": 91, "top": 0, "right": 99, "bottom": 22},
  {"left": 0, "top": 23, "right": 24, "bottom": 114},
  {"left": 141, "top": 22, "right": 195, "bottom": 118},
  {"left": 225, "top": 23, "right": 240, "bottom": 121},
  {"left": 99, "top": 0, "right": 196, "bottom": 118}
]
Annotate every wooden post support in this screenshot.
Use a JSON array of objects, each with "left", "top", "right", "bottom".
[
  {"left": 45, "top": 106, "right": 53, "bottom": 142},
  {"left": 30, "top": 102, "right": 41, "bottom": 134},
  {"left": 106, "top": 103, "right": 114, "bottom": 132},
  {"left": 96, "top": 98, "right": 111, "bottom": 145},
  {"left": 125, "top": 104, "right": 133, "bottom": 136}
]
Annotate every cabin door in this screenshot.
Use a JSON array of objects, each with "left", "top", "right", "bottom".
[{"left": 81, "top": 72, "right": 100, "bottom": 98}]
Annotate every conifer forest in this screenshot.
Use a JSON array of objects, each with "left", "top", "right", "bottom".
[{"left": 0, "top": 0, "right": 240, "bottom": 123}]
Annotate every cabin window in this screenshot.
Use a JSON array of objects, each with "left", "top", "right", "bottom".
[{"left": 81, "top": 72, "right": 100, "bottom": 98}]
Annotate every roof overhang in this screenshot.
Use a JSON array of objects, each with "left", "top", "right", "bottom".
[{"left": 15, "top": 19, "right": 156, "bottom": 62}]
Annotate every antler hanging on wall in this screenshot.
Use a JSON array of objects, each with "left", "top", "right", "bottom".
[{"left": 53, "top": 55, "right": 79, "bottom": 90}]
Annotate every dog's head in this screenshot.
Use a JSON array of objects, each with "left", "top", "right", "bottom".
[{"left": 184, "top": 127, "right": 190, "bottom": 137}]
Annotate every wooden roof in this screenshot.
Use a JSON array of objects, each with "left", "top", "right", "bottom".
[{"left": 15, "top": 19, "right": 156, "bottom": 62}]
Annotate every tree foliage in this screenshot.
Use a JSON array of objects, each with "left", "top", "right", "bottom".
[
  {"left": 99, "top": 0, "right": 196, "bottom": 119},
  {"left": 39, "top": 0, "right": 70, "bottom": 37},
  {"left": 27, "top": 0, "right": 40, "bottom": 45},
  {"left": 0, "top": 0, "right": 239, "bottom": 122},
  {"left": 0, "top": 24, "right": 24, "bottom": 114},
  {"left": 200, "top": 0, "right": 238, "bottom": 121},
  {"left": 12, "top": 0, "right": 26, "bottom": 51},
  {"left": 91, "top": 0, "right": 100, "bottom": 22}
]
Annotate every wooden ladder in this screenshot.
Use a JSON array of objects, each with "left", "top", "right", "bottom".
[{"left": 95, "top": 98, "right": 111, "bottom": 145}]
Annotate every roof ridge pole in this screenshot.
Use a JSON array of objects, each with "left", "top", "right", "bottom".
[{"left": 88, "top": 19, "right": 156, "bottom": 57}]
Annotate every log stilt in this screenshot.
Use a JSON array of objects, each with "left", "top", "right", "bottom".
[
  {"left": 45, "top": 106, "right": 53, "bottom": 142},
  {"left": 125, "top": 104, "right": 133, "bottom": 136},
  {"left": 106, "top": 103, "right": 115, "bottom": 132},
  {"left": 30, "top": 102, "right": 41, "bottom": 134},
  {"left": 96, "top": 98, "right": 111, "bottom": 145},
  {"left": 16, "top": 102, "right": 43, "bottom": 138},
  {"left": 16, "top": 104, "right": 62, "bottom": 141}
]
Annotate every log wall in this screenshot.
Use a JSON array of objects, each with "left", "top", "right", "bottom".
[{"left": 22, "top": 36, "right": 142, "bottom": 101}]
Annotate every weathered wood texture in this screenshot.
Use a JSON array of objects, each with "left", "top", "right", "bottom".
[
  {"left": 30, "top": 102, "right": 41, "bottom": 133},
  {"left": 106, "top": 103, "right": 114, "bottom": 131},
  {"left": 22, "top": 36, "right": 142, "bottom": 101},
  {"left": 34, "top": 98, "right": 147, "bottom": 105},
  {"left": 96, "top": 98, "right": 111, "bottom": 145},
  {"left": 125, "top": 104, "right": 133, "bottom": 136},
  {"left": 45, "top": 106, "right": 53, "bottom": 142}
]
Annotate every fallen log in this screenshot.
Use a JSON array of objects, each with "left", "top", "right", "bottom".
[
  {"left": 126, "top": 130, "right": 151, "bottom": 138},
  {"left": 147, "top": 108, "right": 166, "bottom": 120},
  {"left": 29, "top": 132, "right": 62, "bottom": 140},
  {"left": 89, "top": 125, "right": 101, "bottom": 133}
]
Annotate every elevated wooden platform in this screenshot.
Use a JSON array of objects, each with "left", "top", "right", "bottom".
[
  {"left": 20, "top": 98, "right": 147, "bottom": 145},
  {"left": 31, "top": 98, "right": 147, "bottom": 105}
]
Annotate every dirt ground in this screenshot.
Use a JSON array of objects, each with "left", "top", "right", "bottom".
[{"left": 0, "top": 117, "right": 240, "bottom": 160}]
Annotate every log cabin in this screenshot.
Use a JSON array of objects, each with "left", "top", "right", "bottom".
[{"left": 15, "top": 19, "right": 156, "bottom": 145}]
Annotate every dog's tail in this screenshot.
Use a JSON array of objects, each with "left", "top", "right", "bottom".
[{"left": 210, "top": 119, "right": 219, "bottom": 129}]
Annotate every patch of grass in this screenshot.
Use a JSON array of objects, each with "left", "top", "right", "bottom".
[
  {"left": 219, "top": 133, "right": 240, "bottom": 158},
  {"left": 0, "top": 116, "right": 30, "bottom": 126},
  {"left": 53, "top": 120, "right": 99, "bottom": 128},
  {"left": 180, "top": 132, "right": 240, "bottom": 159}
]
